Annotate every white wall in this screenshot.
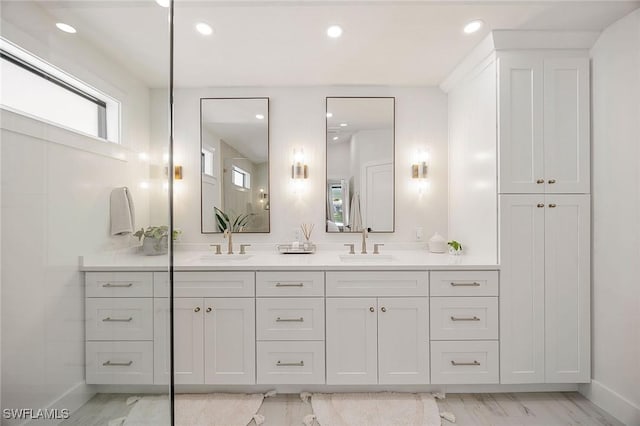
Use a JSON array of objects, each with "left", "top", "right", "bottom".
[
  {"left": 165, "top": 86, "right": 448, "bottom": 245},
  {"left": 0, "top": 2, "right": 162, "bottom": 421},
  {"left": 447, "top": 57, "right": 498, "bottom": 259},
  {"left": 581, "top": 8, "right": 640, "bottom": 426}
]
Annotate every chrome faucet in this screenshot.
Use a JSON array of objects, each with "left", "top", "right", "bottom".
[
  {"left": 361, "top": 227, "right": 369, "bottom": 254},
  {"left": 224, "top": 229, "right": 233, "bottom": 254}
]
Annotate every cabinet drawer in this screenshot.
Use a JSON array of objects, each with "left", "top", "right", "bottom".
[
  {"left": 257, "top": 341, "right": 325, "bottom": 384},
  {"left": 86, "top": 298, "right": 153, "bottom": 341},
  {"left": 257, "top": 298, "right": 324, "bottom": 341},
  {"left": 326, "top": 271, "right": 428, "bottom": 297},
  {"left": 430, "top": 297, "right": 498, "bottom": 340},
  {"left": 172, "top": 272, "right": 254, "bottom": 297},
  {"left": 86, "top": 272, "right": 153, "bottom": 297},
  {"left": 430, "top": 271, "right": 498, "bottom": 296},
  {"left": 431, "top": 341, "right": 499, "bottom": 384},
  {"left": 256, "top": 271, "right": 324, "bottom": 297},
  {"left": 86, "top": 341, "right": 153, "bottom": 384}
]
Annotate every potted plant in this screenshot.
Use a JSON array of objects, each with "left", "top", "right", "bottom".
[
  {"left": 448, "top": 240, "right": 463, "bottom": 255},
  {"left": 214, "top": 207, "right": 253, "bottom": 232},
  {"left": 134, "top": 226, "right": 182, "bottom": 256}
]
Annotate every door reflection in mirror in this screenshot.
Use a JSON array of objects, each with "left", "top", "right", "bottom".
[{"left": 326, "top": 97, "right": 395, "bottom": 233}]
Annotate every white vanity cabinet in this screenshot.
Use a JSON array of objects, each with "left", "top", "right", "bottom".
[
  {"left": 429, "top": 271, "right": 500, "bottom": 384},
  {"left": 85, "top": 272, "right": 155, "bottom": 385},
  {"left": 498, "top": 53, "right": 590, "bottom": 194},
  {"left": 255, "top": 271, "right": 325, "bottom": 385},
  {"left": 153, "top": 272, "right": 256, "bottom": 385},
  {"left": 500, "top": 194, "right": 590, "bottom": 383},
  {"left": 325, "top": 271, "right": 430, "bottom": 385}
]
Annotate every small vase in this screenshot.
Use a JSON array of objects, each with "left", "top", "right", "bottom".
[
  {"left": 303, "top": 240, "right": 313, "bottom": 251},
  {"left": 142, "top": 236, "right": 168, "bottom": 256}
]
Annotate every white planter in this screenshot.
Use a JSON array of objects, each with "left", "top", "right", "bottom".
[{"left": 142, "top": 236, "right": 168, "bottom": 256}]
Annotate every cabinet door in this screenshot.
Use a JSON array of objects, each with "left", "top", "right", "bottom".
[
  {"left": 498, "top": 54, "right": 544, "bottom": 194},
  {"left": 326, "top": 298, "right": 378, "bottom": 385},
  {"left": 174, "top": 298, "right": 205, "bottom": 384},
  {"left": 499, "top": 195, "right": 546, "bottom": 383},
  {"left": 545, "top": 195, "right": 590, "bottom": 382},
  {"left": 543, "top": 58, "right": 590, "bottom": 194},
  {"left": 204, "top": 298, "right": 255, "bottom": 384},
  {"left": 378, "top": 297, "right": 429, "bottom": 384}
]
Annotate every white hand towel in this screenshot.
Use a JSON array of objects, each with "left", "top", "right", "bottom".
[{"left": 110, "top": 187, "right": 135, "bottom": 235}]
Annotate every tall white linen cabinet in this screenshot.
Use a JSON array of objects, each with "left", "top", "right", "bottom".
[{"left": 443, "top": 31, "right": 592, "bottom": 385}]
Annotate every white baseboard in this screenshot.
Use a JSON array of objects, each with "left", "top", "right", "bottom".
[
  {"left": 24, "top": 382, "right": 96, "bottom": 426},
  {"left": 579, "top": 380, "right": 640, "bottom": 426},
  {"left": 94, "top": 383, "right": 577, "bottom": 395}
]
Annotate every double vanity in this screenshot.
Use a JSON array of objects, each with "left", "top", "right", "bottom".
[{"left": 82, "top": 250, "right": 500, "bottom": 390}]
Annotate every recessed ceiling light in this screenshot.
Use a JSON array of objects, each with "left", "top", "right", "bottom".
[
  {"left": 327, "top": 25, "right": 343, "bottom": 38},
  {"left": 326, "top": 112, "right": 333, "bottom": 118},
  {"left": 155, "top": 0, "right": 170, "bottom": 7},
  {"left": 56, "top": 23, "right": 76, "bottom": 34},
  {"left": 333, "top": 136, "right": 339, "bottom": 141},
  {"left": 255, "top": 114, "right": 265, "bottom": 120},
  {"left": 195, "top": 22, "right": 213, "bottom": 36},
  {"left": 340, "top": 123, "right": 348, "bottom": 127},
  {"left": 463, "top": 20, "right": 484, "bottom": 34}
]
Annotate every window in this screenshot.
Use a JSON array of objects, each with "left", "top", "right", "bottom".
[
  {"left": 0, "top": 38, "right": 120, "bottom": 143},
  {"left": 201, "top": 148, "right": 215, "bottom": 176},
  {"left": 232, "top": 166, "right": 250, "bottom": 189}
]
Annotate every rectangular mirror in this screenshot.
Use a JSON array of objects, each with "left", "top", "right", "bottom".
[
  {"left": 201, "top": 98, "right": 270, "bottom": 233},
  {"left": 326, "top": 97, "right": 395, "bottom": 232}
]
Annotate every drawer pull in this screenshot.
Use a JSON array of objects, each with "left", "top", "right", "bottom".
[
  {"left": 103, "top": 360, "right": 133, "bottom": 367},
  {"left": 276, "top": 317, "right": 304, "bottom": 322},
  {"left": 451, "top": 360, "right": 480, "bottom": 366},
  {"left": 276, "top": 360, "right": 304, "bottom": 367},
  {"left": 275, "top": 282, "right": 304, "bottom": 287},
  {"left": 450, "top": 316, "right": 480, "bottom": 322},
  {"left": 450, "top": 282, "right": 480, "bottom": 287},
  {"left": 102, "top": 283, "right": 133, "bottom": 288},
  {"left": 102, "top": 317, "right": 133, "bottom": 322}
]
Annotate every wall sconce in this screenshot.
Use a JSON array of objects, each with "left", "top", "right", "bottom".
[
  {"left": 412, "top": 150, "right": 429, "bottom": 179},
  {"left": 174, "top": 166, "right": 183, "bottom": 180},
  {"left": 165, "top": 165, "right": 183, "bottom": 180},
  {"left": 291, "top": 148, "right": 309, "bottom": 179},
  {"left": 259, "top": 188, "right": 269, "bottom": 210}
]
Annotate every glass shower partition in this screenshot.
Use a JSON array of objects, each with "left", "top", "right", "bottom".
[{"left": 0, "top": 1, "right": 173, "bottom": 424}]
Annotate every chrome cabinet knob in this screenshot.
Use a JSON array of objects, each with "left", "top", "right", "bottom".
[
  {"left": 537, "top": 203, "right": 545, "bottom": 208},
  {"left": 548, "top": 179, "right": 556, "bottom": 184},
  {"left": 194, "top": 307, "right": 201, "bottom": 312},
  {"left": 549, "top": 203, "right": 557, "bottom": 208},
  {"left": 536, "top": 179, "right": 545, "bottom": 184},
  {"left": 369, "top": 307, "right": 375, "bottom": 312},
  {"left": 381, "top": 307, "right": 387, "bottom": 313},
  {"left": 206, "top": 307, "right": 212, "bottom": 313}
]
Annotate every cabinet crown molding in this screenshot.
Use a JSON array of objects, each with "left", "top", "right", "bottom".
[{"left": 440, "top": 30, "right": 599, "bottom": 93}]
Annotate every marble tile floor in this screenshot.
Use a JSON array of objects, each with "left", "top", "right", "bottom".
[{"left": 60, "top": 392, "right": 623, "bottom": 426}]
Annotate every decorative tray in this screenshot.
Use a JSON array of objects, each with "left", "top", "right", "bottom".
[{"left": 277, "top": 243, "right": 316, "bottom": 254}]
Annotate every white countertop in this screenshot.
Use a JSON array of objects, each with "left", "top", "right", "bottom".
[{"left": 80, "top": 246, "right": 499, "bottom": 271}]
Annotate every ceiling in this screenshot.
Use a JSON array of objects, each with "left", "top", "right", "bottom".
[
  {"left": 14, "top": 1, "right": 640, "bottom": 87},
  {"left": 201, "top": 97, "right": 269, "bottom": 163},
  {"left": 327, "top": 97, "right": 394, "bottom": 144}
]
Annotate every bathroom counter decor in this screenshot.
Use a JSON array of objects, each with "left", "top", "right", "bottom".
[{"left": 277, "top": 243, "right": 317, "bottom": 254}]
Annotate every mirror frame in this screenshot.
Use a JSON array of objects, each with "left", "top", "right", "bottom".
[
  {"left": 200, "top": 97, "right": 271, "bottom": 234},
  {"left": 325, "top": 96, "right": 396, "bottom": 233}
]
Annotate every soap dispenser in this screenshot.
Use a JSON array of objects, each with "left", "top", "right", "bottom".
[{"left": 428, "top": 232, "right": 447, "bottom": 253}]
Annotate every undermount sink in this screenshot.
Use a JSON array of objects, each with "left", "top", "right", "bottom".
[
  {"left": 199, "top": 254, "right": 253, "bottom": 261},
  {"left": 339, "top": 254, "right": 395, "bottom": 263}
]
